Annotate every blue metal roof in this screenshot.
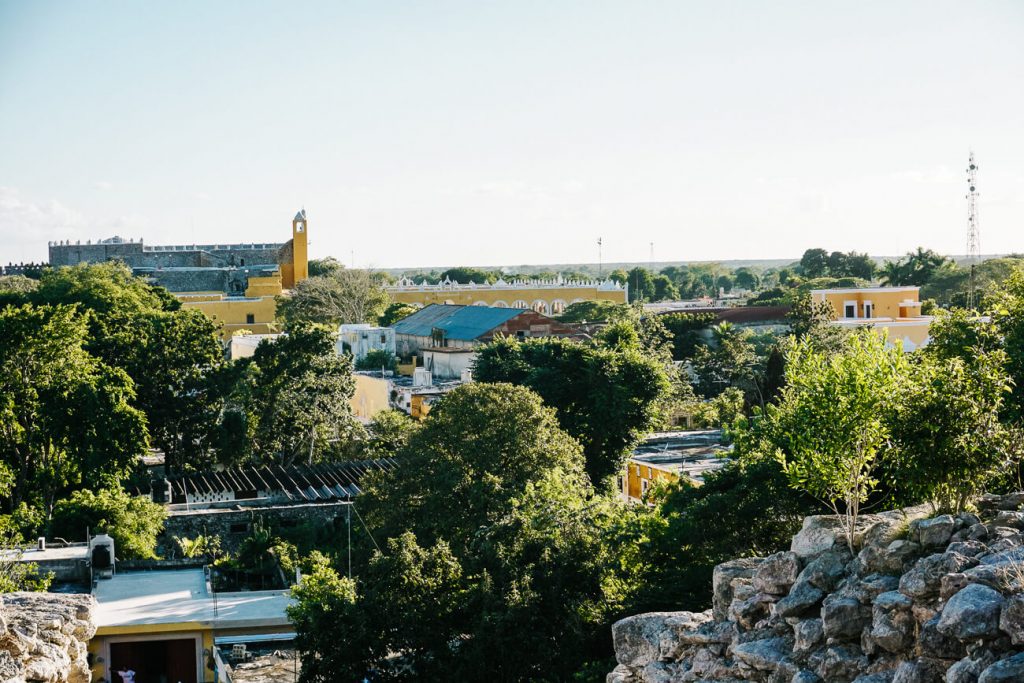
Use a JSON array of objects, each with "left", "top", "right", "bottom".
[{"left": 391, "top": 304, "right": 528, "bottom": 340}]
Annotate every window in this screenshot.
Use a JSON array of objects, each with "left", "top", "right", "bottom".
[
  {"left": 641, "top": 480, "right": 650, "bottom": 495},
  {"left": 246, "top": 313, "right": 255, "bottom": 324},
  {"left": 616, "top": 476, "right": 624, "bottom": 492},
  {"left": 863, "top": 301, "right": 873, "bottom": 318},
  {"left": 380, "top": 334, "right": 387, "bottom": 345},
  {"left": 843, "top": 301, "right": 857, "bottom": 318}
]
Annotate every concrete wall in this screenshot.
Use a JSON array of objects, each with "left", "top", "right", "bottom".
[{"left": 161, "top": 502, "right": 349, "bottom": 555}]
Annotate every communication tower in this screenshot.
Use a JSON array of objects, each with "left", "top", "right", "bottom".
[{"left": 966, "top": 152, "right": 980, "bottom": 308}]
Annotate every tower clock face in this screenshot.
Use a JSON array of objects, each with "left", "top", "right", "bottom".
[{"left": 296, "top": 222, "right": 305, "bottom": 233}]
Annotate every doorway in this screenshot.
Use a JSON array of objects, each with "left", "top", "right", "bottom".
[{"left": 110, "top": 637, "right": 199, "bottom": 683}]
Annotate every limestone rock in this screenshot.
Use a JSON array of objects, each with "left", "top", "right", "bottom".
[
  {"left": 899, "top": 552, "right": 977, "bottom": 600},
  {"left": 754, "top": 552, "right": 802, "bottom": 595},
  {"left": 946, "top": 651, "right": 996, "bottom": 683},
  {"left": 791, "top": 515, "right": 846, "bottom": 558},
  {"left": 978, "top": 652, "right": 1024, "bottom": 683},
  {"left": 775, "top": 580, "right": 826, "bottom": 619},
  {"left": 822, "top": 592, "right": 871, "bottom": 641},
  {"left": 793, "top": 618, "right": 823, "bottom": 656},
  {"left": 914, "top": 515, "right": 956, "bottom": 548},
  {"left": 732, "top": 636, "right": 794, "bottom": 671},
  {"left": 938, "top": 584, "right": 1005, "bottom": 642},
  {"left": 713, "top": 558, "right": 763, "bottom": 621},
  {"left": 871, "top": 590, "right": 915, "bottom": 653},
  {"left": 998, "top": 594, "right": 1024, "bottom": 645}
]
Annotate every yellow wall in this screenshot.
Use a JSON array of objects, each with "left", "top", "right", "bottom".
[
  {"left": 292, "top": 218, "right": 308, "bottom": 285},
  {"left": 812, "top": 286, "right": 922, "bottom": 320},
  {"left": 90, "top": 623, "right": 215, "bottom": 683},
  {"left": 180, "top": 295, "right": 279, "bottom": 340},
  {"left": 245, "top": 273, "right": 283, "bottom": 297},
  {"left": 623, "top": 459, "right": 679, "bottom": 502},
  {"left": 352, "top": 374, "right": 392, "bottom": 420},
  {"left": 388, "top": 285, "right": 627, "bottom": 313}
]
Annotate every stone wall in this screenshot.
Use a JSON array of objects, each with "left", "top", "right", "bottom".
[
  {"left": 0, "top": 592, "right": 96, "bottom": 683},
  {"left": 160, "top": 501, "right": 349, "bottom": 555},
  {"left": 609, "top": 493, "right": 1024, "bottom": 682}
]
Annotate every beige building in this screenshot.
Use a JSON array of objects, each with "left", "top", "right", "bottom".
[{"left": 811, "top": 285, "right": 933, "bottom": 350}]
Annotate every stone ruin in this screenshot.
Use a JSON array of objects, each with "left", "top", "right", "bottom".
[
  {"left": 0, "top": 593, "right": 95, "bottom": 683},
  {"left": 609, "top": 492, "right": 1024, "bottom": 682}
]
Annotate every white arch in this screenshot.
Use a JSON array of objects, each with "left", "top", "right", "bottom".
[
  {"left": 550, "top": 299, "right": 567, "bottom": 314},
  {"left": 493, "top": 300, "right": 509, "bottom": 308},
  {"left": 473, "top": 300, "right": 488, "bottom": 306},
  {"left": 531, "top": 300, "right": 550, "bottom": 314},
  {"left": 571, "top": 298, "right": 585, "bottom": 304}
]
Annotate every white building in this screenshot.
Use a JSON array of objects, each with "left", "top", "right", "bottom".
[{"left": 338, "top": 324, "right": 396, "bottom": 362}]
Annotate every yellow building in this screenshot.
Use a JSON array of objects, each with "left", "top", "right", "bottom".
[
  {"left": 618, "top": 432, "right": 727, "bottom": 504},
  {"left": 89, "top": 568, "right": 293, "bottom": 683},
  {"left": 386, "top": 276, "right": 628, "bottom": 315},
  {"left": 811, "top": 286, "right": 934, "bottom": 350},
  {"left": 176, "top": 212, "right": 309, "bottom": 339}
]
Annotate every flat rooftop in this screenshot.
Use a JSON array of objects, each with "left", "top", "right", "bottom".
[
  {"left": 93, "top": 569, "right": 292, "bottom": 630},
  {"left": 632, "top": 430, "right": 730, "bottom": 482},
  {"left": 0, "top": 543, "right": 89, "bottom": 563}
]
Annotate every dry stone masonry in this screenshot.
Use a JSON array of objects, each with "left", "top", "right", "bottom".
[
  {"left": 609, "top": 493, "right": 1024, "bottom": 682},
  {"left": 0, "top": 593, "right": 96, "bottom": 683}
]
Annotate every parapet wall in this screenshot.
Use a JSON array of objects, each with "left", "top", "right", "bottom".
[
  {"left": 609, "top": 493, "right": 1024, "bottom": 682},
  {"left": 0, "top": 592, "right": 96, "bottom": 683}
]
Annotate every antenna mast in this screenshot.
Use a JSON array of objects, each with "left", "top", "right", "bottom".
[
  {"left": 597, "top": 237, "right": 603, "bottom": 277},
  {"left": 966, "top": 152, "right": 980, "bottom": 308}
]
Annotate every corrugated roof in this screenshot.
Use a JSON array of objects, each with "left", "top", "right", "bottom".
[{"left": 391, "top": 304, "right": 527, "bottom": 340}]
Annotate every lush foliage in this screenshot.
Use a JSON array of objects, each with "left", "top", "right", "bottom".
[
  {"left": 354, "top": 349, "right": 399, "bottom": 372},
  {"left": 277, "top": 268, "right": 390, "bottom": 326},
  {"left": 50, "top": 487, "right": 167, "bottom": 559},
  {"left": 473, "top": 335, "right": 670, "bottom": 485},
  {"left": 225, "top": 325, "right": 359, "bottom": 466},
  {"left": 291, "top": 384, "right": 629, "bottom": 681},
  {"left": 756, "top": 332, "right": 906, "bottom": 550},
  {"left": 0, "top": 303, "right": 147, "bottom": 513}
]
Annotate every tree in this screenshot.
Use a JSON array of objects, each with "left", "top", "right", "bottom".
[
  {"left": 556, "top": 300, "right": 631, "bottom": 323},
  {"left": 276, "top": 269, "right": 390, "bottom": 326},
  {"left": 354, "top": 349, "right": 398, "bottom": 372},
  {"left": 379, "top": 301, "right": 418, "bottom": 327},
  {"left": 787, "top": 293, "right": 848, "bottom": 353},
  {"left": 0, "top": 304, "right": 147, "bottom": 514},
  {"left": 716, "top": 274, "right": 734, "bottom": 294},
  {"left": 118, "top": 309, "right": 226, "bottom": 473},
  {"left": 308, "top": 257, "right": 344, "bottom": 277},
  {"left": 988, "top": 267, "right": 1024, "bottom": 419},
  {"left": 624, "top": 458, "right": 823, "bottom": 614},
  {"left": 235, "top": 324, "right": 359, "bottom": 466},
  {"left": 799, "top": 249, "right": 830, "bottom": 278},
  {"left": 885, "top": 351, "right": 1012, "bottom": 513},
  {"left": 50, "top": 487, "right": 167, "bottom": 559},
  {"left": 760, "top": 331, "right": 906, "bottom": 551},
  {"left": 690, "top": 322, "right": 768, "bottom": 408},
  {"left": 358, "top": 410, "right": 420, "bottom": 459},
  {"left": 292, "top": 383, "right": 623, "bottom": 680},
  {"left": 843, "top": 251, "right": 876, "bottom": 280},
  {"left": 733, "top": 268, "right": 760, "bottom": 291},
  {"left": 881, "top": 248, "right": 951, "bottom": 286},
  {"left": 651, "top": 274, "right": 679, "bottom": 301},
  {"left": 627, "top": 267, "right": 656, "bottom": 302},
  {"left": 473, "top": 336, "right": 670, "bottom": 485},
  {"left": 659, "top": 311, "right": 716, "bottom": 360},
  {"left": 439, "top": 267, "right": 492, "bottom": 284}
]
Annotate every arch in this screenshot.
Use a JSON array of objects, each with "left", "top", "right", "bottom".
[
  {"left": 473, "top": 301, "right": 488, "bottom": 306},
  {"left": 492, "top": 300, "right": 509, "bottom": 308},
  {"left": 570, "top": 298, "right": 585, "bottom": 304},
  {"left": 550, "top": 299, "right": 567, "bottom": 315},
  {"left": 511, "top": 300, "right": 528, "bottom": 309},
  {"left": 443, "top": 299, "right": 455, "bottom": 305},
  {"left": 531, "top": 300, "right": 550, "bottom": 315}
]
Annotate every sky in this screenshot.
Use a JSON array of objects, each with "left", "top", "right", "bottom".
[{"left": 1, "top": 1, "right": 1022, "bottom": 270}]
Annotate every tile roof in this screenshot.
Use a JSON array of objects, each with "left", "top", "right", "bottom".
[{"left": 391, "top": 304, "right": 528, "bottom": 341}]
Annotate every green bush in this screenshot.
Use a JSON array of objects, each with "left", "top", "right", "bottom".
[{"left": 50, "top": 488, "right": 167, "bottom": 560}]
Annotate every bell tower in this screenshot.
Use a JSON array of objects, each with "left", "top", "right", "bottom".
[{"left": 291, "top": 209, "right": 309, "bottom": 285}]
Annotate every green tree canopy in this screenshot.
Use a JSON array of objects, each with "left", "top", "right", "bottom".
[
  {"left": 50, "top": 487, "right": 166, "bottom": 559},
  {"left": 0, "top": 304, "right": 147, "bottom": 514},
  {"left": 230, "top": 324, "right": 359, "bottom": 466},
  {"left": 473, "top": 336, "right": 670, "bottom": 484},
  {"left": 276, "top": 269, "right": 390, "bottom": 326},
  {"left": 379, "top": 301, "right": 418, "bottom": 327}
]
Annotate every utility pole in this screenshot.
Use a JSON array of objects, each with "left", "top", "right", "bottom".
[
  {"left": 966, "top": 152, "right": 980, "bottom": 309},
  {"left": 597, "top": 237, "right": 603, "bottom": 278}
]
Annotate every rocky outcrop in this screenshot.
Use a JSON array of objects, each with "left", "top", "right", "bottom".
[
  {"left": 0, "top": 593, "right": 96, "bottom": 683},
  {"left": 608, "top": 493, "right": 1024, "bottom": 682}
]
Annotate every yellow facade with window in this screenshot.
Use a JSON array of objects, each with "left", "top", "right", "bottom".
[
  {"left": 811, "top": 286, "right": 934, "bottom": 351},
  {"left": 387, "top": 278, "right": 628, "bottom": 315}
]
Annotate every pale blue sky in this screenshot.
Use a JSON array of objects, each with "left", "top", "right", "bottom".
[{"left": 1, "top": 1, "right": 1022, "bottom": 269}]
